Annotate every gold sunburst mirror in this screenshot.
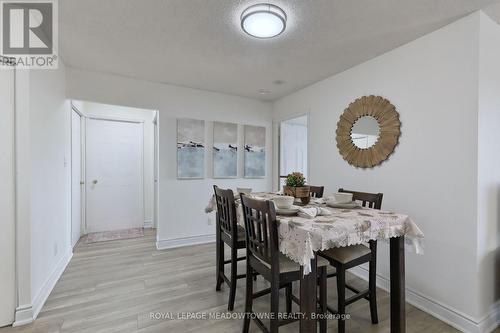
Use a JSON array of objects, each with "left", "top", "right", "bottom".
[{"left": 336, "top": 95, "right": 401, "bottom": 168}]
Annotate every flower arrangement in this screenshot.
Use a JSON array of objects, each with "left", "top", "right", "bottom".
[
  {"left": 285, "top": 172, "right": 306, "bottom": 187},
  {"left": 283, "top": 172, "right": 310, "bottom": 204}
]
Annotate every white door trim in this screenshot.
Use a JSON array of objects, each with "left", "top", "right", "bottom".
[
  {"left": 70, "top": 103, "right": 87, "bottom": 239},
  {"left": 153, "top": 111, "right": 159, "bottom": 229},
  {"left": 70, "top": 108, "right": 84, "bottom": 248},
  {"left": 87, "top": 114, "right": 145, "bottom": 124},
  {"left": 70, "top": 101, "right": 87, "bottom": 117}
]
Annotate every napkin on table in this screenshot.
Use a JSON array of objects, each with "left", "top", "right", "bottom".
[
  {"left": 298, "top": 207, "right": 332, "bottom": 219},
  {"left": 310, "top": 197, "right": 327, "bottom": 205}
]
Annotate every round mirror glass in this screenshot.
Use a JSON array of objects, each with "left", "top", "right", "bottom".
[{"left": 351, "top": 116, "right": 380, "bottom": 149}]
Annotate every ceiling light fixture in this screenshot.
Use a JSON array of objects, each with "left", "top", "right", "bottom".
[{"left": 241, "top": 3, "right": 287, "bottom": 39}]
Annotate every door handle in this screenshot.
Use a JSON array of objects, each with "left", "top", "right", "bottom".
[
  {"left": 92, "top": 180, "right": 98, "bottom": 185},
  {"left": 80, "top": 181, "right": 85, "bottom": 185}
]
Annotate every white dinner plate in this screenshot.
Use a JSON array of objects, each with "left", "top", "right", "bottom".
[{"left": 326, "top": 201, "right": 360, "bottom": 209}]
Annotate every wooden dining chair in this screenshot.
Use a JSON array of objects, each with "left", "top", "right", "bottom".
[
  {"left": 309, "top": 185, "right": 325, "bottom": 198},
  {"left": 240, "top": 194, "right": 329, "bottom": 333},
  {"left": 318, "top": 188, "right": 383, "bottom": 333},
  {"left": 214, "top": 186, "right": 248, "bottom": 311}
]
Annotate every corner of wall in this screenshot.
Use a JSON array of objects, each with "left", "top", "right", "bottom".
[
  {"left": 14, "top": 68, "right": 33, "bottom": 327},
  {"left": 476, "top": 10, "right": 500, "bottom": 330}
]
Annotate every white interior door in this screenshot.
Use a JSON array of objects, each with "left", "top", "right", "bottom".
[
  {"left": 71, "top": 110, "right": 82, "bottom": 247},
  {"left": 0, "top": 67, "right": 16, "bottom": 326},
  {"left": 86, "top": 118, "right": 144, "bottom": 233}
]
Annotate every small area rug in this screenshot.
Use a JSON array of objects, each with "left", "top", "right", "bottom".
[{"left": 83, "top": 228, "right": 144, "bottom": 244}]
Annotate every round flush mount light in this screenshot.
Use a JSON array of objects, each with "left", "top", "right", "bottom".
[{"left": 241, "top": 3, "right": 287, "bottom": 39}]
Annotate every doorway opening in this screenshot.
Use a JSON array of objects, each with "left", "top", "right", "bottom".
[
  {"left": 278, "top": 115, "right": 308, "bottom": 189},
  {"left": 71, "top": 101, "right": 158, "bottom": 245}
]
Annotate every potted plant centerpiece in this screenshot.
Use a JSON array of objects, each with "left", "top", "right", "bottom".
[{"left": 283, "top": 172, "right": 311, "bottom": 204}]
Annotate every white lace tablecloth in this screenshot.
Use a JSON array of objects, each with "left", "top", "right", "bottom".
[{"left": 206, "top": 192, "right": 424, "bottom": 275}]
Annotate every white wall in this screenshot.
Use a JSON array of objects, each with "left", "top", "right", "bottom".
[
  {"left": 78, "top": 101, "right": 156, "bottom": 228},
  {"left": 28, "top": 62, "right": 72, "bottom": 318},
  {"left": 65, "top": 68, "right": 273, "bottom": 247},
  {"left": 477, "top": 12, "right": 500, "bottom": 329},
  {"left": 0, "top": 67, "right": 16, "bottom": 326},
  {"left": 273, "top": 12, "right": 486, "bottom": 330}
]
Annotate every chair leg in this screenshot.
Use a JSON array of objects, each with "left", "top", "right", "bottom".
[
  {"left": 216, "top": 236, "right": 224, "bottom": 291},
  {"left": 285, "top": 283, "right": 292, "bottom": 314},
  {"left": 270, "top": 279, "right": 280, "bottom": 333},
  {"left": 319, "top": 266, "right": 327, "bottom": 333},
  {"left": 337, "top": 267, "right": 346, "bottom": 333},
  {"left": 228, "top": 246, "right": 238, "bottom": 311},
  {"left": 369, "top": 241, "right": 379, "bottom": 324},
  {"left": 242, "top": 264, "right": 253, "bottom": 333}
]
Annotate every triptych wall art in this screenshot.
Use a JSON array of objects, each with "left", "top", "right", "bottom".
[{"left": 176, "top": 118, "right": 266, "bottom": 179}]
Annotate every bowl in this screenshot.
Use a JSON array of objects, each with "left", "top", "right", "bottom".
[
  {"left": 333, "top": 192, "right": 353, "bottom": 204},
  {"left": 237, "top": 187, "right": 252, "bottom": 195},
  {"left": 272, "top": 196, "right": 295, "bottom": 209}
]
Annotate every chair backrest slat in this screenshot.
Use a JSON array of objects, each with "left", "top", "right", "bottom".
[
  {"left": 338, "top": 188, "right": 383, "bottom": 210},
  {"left": 309, "top": 185, "right": 325, "bottom": 198},
  {"left": 213, "top": 186, "right": 238, "bottom": 236},
  {"left": 240, "top": 194, "right": 279, "bottom": 268}
]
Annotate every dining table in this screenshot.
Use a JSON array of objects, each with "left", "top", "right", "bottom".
[{"left": 206, "top": 192, "right": 424, "bottom": 333}]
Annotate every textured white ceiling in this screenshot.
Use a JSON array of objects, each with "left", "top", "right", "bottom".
[
  {"left": 483, "top": 1, "right": 500, "bottom": 23},
  {"left": 60, "top": 0, "right": 499, "bottom": 101}
]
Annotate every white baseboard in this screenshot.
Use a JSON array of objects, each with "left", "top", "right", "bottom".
[
  {"left": 349, "top": 266, "right": 499, "bottom": 333},
  {"left": 143, "top": 219, "right": 154, "bottom": 228},
  {"left": 31, "top": 249, "right": 73, "bottom": 320},
  {"left": 13, "top": 304, "right": 33, "bottom": 326},
  {"left": 478, "top": 302, "right": 499, "bottom": 333},
  {"left": 156, "top": 234, "right": 215, "bottom": 250}
]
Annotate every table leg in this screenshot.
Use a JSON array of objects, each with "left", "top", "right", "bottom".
[
  {"left": 300, "top": 255, "right": 317, "bottom": 333},
  {"left": 390, "top": 236, "right": 406, "bottom": 333}
]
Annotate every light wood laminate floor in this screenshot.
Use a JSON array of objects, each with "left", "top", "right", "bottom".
[{"left": 1, "top": 229, "right": 495, "bottom": 333}]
